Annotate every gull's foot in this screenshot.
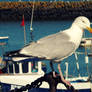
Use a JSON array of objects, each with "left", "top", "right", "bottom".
[{"left": 63, "top": 79, "right": 71, "bottom": 87}]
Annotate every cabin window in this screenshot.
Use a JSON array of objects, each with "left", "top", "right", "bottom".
[
  {"left": 7, "top": 61, "right": 40, "bottom": 74},
  {"left": 8, "top": 64, "right": 13, "bottom": 73},
  {"left": 15, "top": 63, "right": 19, "bottom": 73},
  {"left": 31, "top": 62, "right": 38, "bottom": 72},
  {"left": 22, "top": 62, "right": 28, "bottom": 73}
]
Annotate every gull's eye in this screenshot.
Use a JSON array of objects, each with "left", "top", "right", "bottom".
[{"left": 82, "top": 20, "right": 85, "bottom": 23}]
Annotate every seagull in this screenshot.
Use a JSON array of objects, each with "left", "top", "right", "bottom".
[{"left": 17, "top": 16, "right": 92, "bottom": 87}]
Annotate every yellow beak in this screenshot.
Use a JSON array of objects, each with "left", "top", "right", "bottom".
[{"left": 87, "top": 27, "right": 92, "bottom": 33}]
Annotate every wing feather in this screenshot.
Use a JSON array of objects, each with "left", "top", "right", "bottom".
[{"left": 20, "top": 31, "right": 76, "bottom": 61}]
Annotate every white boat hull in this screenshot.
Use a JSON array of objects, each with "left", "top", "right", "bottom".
[{"left": 0, "top": 74, "right": 91, "bottom": 92}]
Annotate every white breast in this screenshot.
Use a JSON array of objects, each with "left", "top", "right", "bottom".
[{"left": 65, "top": 26, "right": 83, "bottom": 48}]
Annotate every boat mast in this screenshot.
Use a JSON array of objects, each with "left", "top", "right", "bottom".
[
  {"left": 21, "top": 14, "right": 27, "bottom": 46},
  {"left": 83, "top": 34, "right": 89, "bottom": 76},
  {"left": 30, "top": 0, "right": 35, "bottom": 42},
  {"left": 23, "top": 19, "right": 26, "bottom": 46}
]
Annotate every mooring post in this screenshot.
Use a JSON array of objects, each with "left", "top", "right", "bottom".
[
  {"left": 49, "top": 84, "right": 57, "bottom": 92},
  {"left": 44, "top": 72, "right": 77, "bottom": 92},
  {"left": 46, "top": 73, "right": 57, "bottom": 92},
  {"left": 44, "top": 72, "right": 59, "bottom": 92}
]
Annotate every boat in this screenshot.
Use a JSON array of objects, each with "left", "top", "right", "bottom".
[
  {"left": 0, "top": 51, "right": 91, "bottom": 92},
  {"left": 0, "top": 36, "right": 9, "bottom": 71},
  {"left": 80, "top": 37, "right": 92, "bottom": 47},
  {"left": 0, "top": 36, "right": 9, "bottom": 44}
]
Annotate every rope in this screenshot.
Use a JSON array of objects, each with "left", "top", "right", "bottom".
[
  {"left": 9, "top": 76, "right": 44, "bottom": 92},
  {"left": 9, "top": 72, "right": 78, "bottom": 92}
]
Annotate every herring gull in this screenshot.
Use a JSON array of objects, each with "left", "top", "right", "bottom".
[{"left": 18, "top": 16, "right": 92, "bottom": 87}]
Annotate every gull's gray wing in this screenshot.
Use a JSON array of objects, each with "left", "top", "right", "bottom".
[{"left": 20, "top": 31, "right": 76, "bottom": 61}]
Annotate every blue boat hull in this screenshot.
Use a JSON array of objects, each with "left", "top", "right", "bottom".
[
  {"left": 0, "top": 39, "right": 8, "bottom": 43},
  {"left": 28, "top": 88, "right": 91, "bottom": 92}
]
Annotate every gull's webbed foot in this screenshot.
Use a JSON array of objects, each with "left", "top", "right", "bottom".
[{"left": 62, "top": 79, "right": 71, "bottom": 87}]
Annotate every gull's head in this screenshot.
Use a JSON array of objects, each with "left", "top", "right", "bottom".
[{"left": 73, "top": 16, "right": 92, "bottom": 33}]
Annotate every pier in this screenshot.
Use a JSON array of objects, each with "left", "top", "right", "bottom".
[{"left": 0, "top": 1, "right": 92, "bottom": 21}]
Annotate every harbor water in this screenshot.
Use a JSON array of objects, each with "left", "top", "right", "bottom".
[{"left": 0, "top": 19, "right": 92, "bottom": 92}]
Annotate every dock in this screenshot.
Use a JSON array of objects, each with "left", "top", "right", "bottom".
[{"left": 0, "top": 1, "right": 92, "bottom": 21}]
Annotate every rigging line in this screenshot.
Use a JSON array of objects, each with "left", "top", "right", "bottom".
[
  {"left": 30, "top": 0, "right": 35, "bottom": 29},
  {"left": 84, "top": 45, "right": 89, "bottom": 76},
  {"left": 30, "top": 0, "right": 35, "bottom": 42},
  {"left": 83, "top": 35, "right": 90, "bottom": 76},
  {"left": 74, "top": 52, "right": 80, "bottom": 77}
]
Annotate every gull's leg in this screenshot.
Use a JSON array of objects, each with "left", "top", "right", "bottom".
[
  {"left": 58, "top": 64, "right": 71, "bottom": 87},
  {"left": 50, "top": 61, "right": 56, "bottom": 77}
]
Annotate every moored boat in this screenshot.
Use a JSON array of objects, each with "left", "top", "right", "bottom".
[
  {"left": 0, "top": 36, "right": 9, "bottom": 44},
  {"left": 0, "top": 53, "right": 91, "bottom": 92},
  {"left": 80, "top": 38, "right": 92, "bottom": 47}
]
